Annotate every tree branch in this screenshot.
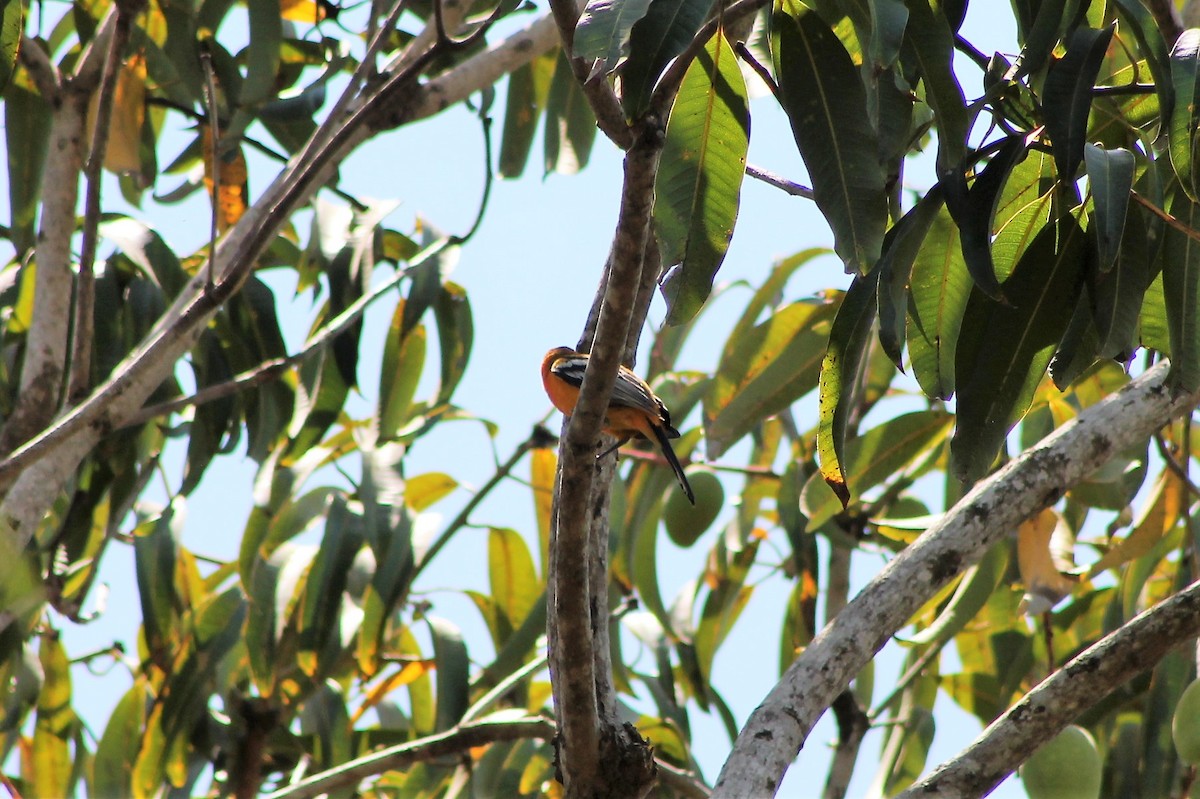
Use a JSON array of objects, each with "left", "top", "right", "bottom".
[
  {"left": 262, "top": 717, "right": 558, "bottom": 799},
  {"left": 897, "top": 577, "right": 1200, "bottom": 798},
  {"left": 548, "top": 119, "right": 664, "bottom": 797},
  {"left": 711, "top": 360, "right": 1200, "bottom": 797}
]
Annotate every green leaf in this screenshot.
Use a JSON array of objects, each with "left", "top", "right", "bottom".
[
  {"left": 1084, "top": 144, "right": 1135, "bottom": 273},
  {"left": 0, "top": 0, "right": 24, "bottom": 96},
  {"left": 900, "top": 0, "right": 968, "bottom": 172},
  {"left": 135, "top": 500, "right": 185, "bottom": 666},
  {"left": 183, "top": 330, "right": 236, "bottom": 495},
  {"left": 92, "top": 683, "right": 148, "bottom": 798},
  {"left": 703, "top": 297, "right": 839, "bottom": 459},
  {"left": 488, "top": 528, "right": 540, "bottom": 642},
  {"left": 34, "top": 634, "right": 74, "bottom": 799},
  {"left": 951, "top": 135, "right": 1031, "bottom": 301},
  {"left": 655, "top": 29, "right": 750, "bottom": 325},
  {"left": 817, "top": 270, "right": 879, "bottom": 505},
  {"left": 620, "top": 0, "right": 715, "bottom": 117},
  {"left": 904, "top": 541, "right": 1008, "bottom": 647},
  {"left": 544, "top": 51, "right": 596, "bottom": 174},
  {"left": 573, "top": 0, "right": 655, "bottom": 74},
  {"left": 1014, "top": 0, "right": 1066, "bottom": 78},
  {"left": 906, "top": 203, "right": 969, "bottom": 399},
  {"left": 1170, "top": 30, "right": 1200, "bottom": 200},
  {"left": 1139, "top": 268, "right": 1170, "bottom": 353},
  {"left": 990, "top": 149, "right": 1057, "bottom": 275},
  {"left": 5, "top": 80, "right": 52, "bottom": 255},
  {"left": 951, "top": 218, "right": 1088, "bottom": 482},
  {"left": 241, "top": 0, "right": 281, "bottom": 104},
  {"left": 802, "top": 410, "right": 952, "bottom": 526},
  {"left": 1163, "top": 191, "right": 1200, "bottom": 391},
  {"left": 428, "top": 616, "right": 470, "bottom": 731},
  {"left": 433, "top": 281, "right": 473, "bottom": 406},
  {"left": 498, "top": 51, "right": 557, "bottom": 178},
  {"left": 878, "top": 188, "right": 945, "bottom": 367},
  {"left": 287, "top": 342, "right": 350, "bottom": 458},
  {"left": 774, "top": 0, "right": 887, "bottom": 273},
  {"left": 1094, "top": 198, "right": 1149, "bottom": 361},
  {"left": 298, "top": 497, "right": 363, "bottom": 674},
  {"left": 1042, "top": 25, "right": 1115, "bottom": 190},
  {"left": 379, "top": 302, "right": 427, "bottom": 441}
]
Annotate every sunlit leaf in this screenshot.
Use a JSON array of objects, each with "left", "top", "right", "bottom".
[
  {"left": 1169, "top": 29, "right": 1200, "bottom": 199},
  {"left": 704, "top": 297, "right": 839, "bottom": 459},
  {"left": 655, "top": 29, "right": 750, "bottom": 325},
  {"left": 817, "top": 270, "right": 878, "bottom": 504}
]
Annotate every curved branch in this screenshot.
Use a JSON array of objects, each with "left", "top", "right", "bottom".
[
  {"left": 711, "top": 361, "right": 1200, "bottom": 797},
  {"left": 897, "top": 577, "right": 1200, "bottom": 798}
]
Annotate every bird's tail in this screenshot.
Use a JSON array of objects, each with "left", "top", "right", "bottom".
[{"left": 650, "top": 423, "right": 694, "bottom": 505}]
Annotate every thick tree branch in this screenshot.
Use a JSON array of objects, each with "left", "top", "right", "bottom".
[
  {"left": 897, "top": 578, "right": 1200, "bottom": 798},
  {"left": 548, "top": 120, "right": 664, "bottom": 797},
  {"left": 711, "top": 360, "right": 1200, "bottom": 797},
  {"left": 0, "top": 11, "right": 120, "bottom": 458}
]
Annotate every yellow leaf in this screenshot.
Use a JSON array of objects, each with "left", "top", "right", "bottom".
[
  {"left": 405, "top": 472, "right": 458, "bottom": 511},
  {"left": 90, "top": 53, "right": 147, "bottom": 175},
  {"left": 531, "top": 447, "right": 556, "bottom": 571},
  {"left": 351, "top": 659, "right": 435, "bottom": 722},
  {"left": 1083, "top": 470, "right": 1182, "bottom": 580},
  {"left": 1017, "top": 508, "right": 1076, "bottom": 614},
  {"left": 280, "top": 0, "right": 326, "bottom": 22},
  {"left": 200, "top": 124, "right": 249, "bottom": 232}
]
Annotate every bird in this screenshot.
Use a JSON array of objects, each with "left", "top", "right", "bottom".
[{"left": 541, "top": 346, "right": 694, "bottom": 504}]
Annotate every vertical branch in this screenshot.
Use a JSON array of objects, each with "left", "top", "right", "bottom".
[
  {"left": 548, "top": 119, "right": 664, "bottom": 797},
  {"left": 0, "top": 13, "right": 118, "bottom": 456},
  {"left": 71, "top": 0, "right": 144, "bottom": 405}
]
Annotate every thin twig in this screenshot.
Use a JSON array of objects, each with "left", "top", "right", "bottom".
[
  {"left": 734, "top": 40, "right": 778, "bottom": 97},
  {"left": 745, "top": 163, "right": 814, "bottom": 199},
  {"left": 200, "top": 41, "right": 220, "bottom": 292},
  {"left": 415, "top": 435, "right": 539, "bottom": 575},
  {"left": 1154, "top": 431, "right": 1200, "bottom": 499},
  {"left": 1132, "top": 191, "right": 1200, "bottom": 244}
]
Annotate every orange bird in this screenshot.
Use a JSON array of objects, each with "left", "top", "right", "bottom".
[{"left": 541, "top": 346, "right": 694, "bottom": 504}]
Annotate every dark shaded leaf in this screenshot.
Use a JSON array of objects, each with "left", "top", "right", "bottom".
[
  {"left": 878, "top": 186, "right": 945, "bottom": 367},
  {"left": 428, "top": 616, "right": 470, "bottom": 731},
  {"left": 1014, "top": 0, "right": 1066, "bottom": 78},
  {"left": 1094, "top": 199, "right": 1149, "bottom": 361},
  {"left": 573, "top": 0, "right": 655, "bottom": 73},
  {"left": 1042, "top": 25, "right": 1115, "bottom": 192},
  {"left": 773, "top": 0, "right": 887, "bottom": 273},
  {"left": 949, "top": 134, "right": 1030, "bottom": 301},
  {"left": 951, "top": 218, "right": 1088, "bottom": 482},
  {"left": 1163, "top": 191, "right": 1200, "bottom": 391},
  {"left": 620, "top": 0, "right": 715, "bottom": 117},
  {"left": 241, "top": 0, "right": 282, "bottom": 104},
  {"left": 655, "top": 29, "right": 750, "bottom": 325},
  {"left": 1048, "top": 290, "right": 1099, "bottom": 389},
  {"left": 433, "top": 281, "right": 473, "bottom": 406},
  {"left": 900, "top": 0, "right": 968, "bottom": 172},
  {"left": 1083, "top": 144, "right": 1134, "bottom": 273}
]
